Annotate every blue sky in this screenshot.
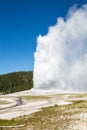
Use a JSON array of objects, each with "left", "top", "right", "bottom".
[{"left": 0, "top": 0, "right": 87, "bottom": 74}]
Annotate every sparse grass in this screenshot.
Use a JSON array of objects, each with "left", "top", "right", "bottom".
[
  {"left": 68, "top": 93, "right": 87, "bottom": 98},
  {"left": 71, "top": 100, "right": 87, "bottom": 108},
  {"left": 0, "top": 92, "right": 3, "bottom": 95},
  {"left": 0, "top": 100, "right": 11, "bottom": 105},
  {"left": 22, "top": 95, "right": 50, "bottom": 101},
  {"left": 0, "top": 94, "right": 87, "bottom": 130}
]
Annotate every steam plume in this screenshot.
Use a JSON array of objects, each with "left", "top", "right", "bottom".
[{"left": 34, "top": 5, "right": 87, "bottom": 91}]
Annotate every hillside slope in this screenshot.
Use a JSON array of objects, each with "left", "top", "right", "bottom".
[{"left": 0, "top": 71, "right": 33, "bottom": 94}]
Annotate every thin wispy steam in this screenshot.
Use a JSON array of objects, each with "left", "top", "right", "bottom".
[{"left": 34, "top": 5, "right": 87, "bottom": 91}]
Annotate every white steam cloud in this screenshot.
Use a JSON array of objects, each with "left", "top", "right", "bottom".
[{"left": 34, "top": 5, "right": 87, "bottom": 91}]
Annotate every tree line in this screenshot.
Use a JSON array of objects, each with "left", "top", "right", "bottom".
[{"left": 0, "top": 71, "right": 33, "bottom": 94}]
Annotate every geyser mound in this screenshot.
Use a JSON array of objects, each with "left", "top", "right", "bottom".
[{"left": 34, "top": 4, "right": 87, "bottom": 91}]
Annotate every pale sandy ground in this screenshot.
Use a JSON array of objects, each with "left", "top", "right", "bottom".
[
  {"left": 0, "top": 89, "right": 87, "bottom": 130},
  {"left": 0, "top": 89, "right": 72, "bottom": 119}
]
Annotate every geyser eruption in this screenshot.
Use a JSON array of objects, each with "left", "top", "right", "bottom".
[{"left": 34, "top": 5, "right": 87, "bottom": 91}]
